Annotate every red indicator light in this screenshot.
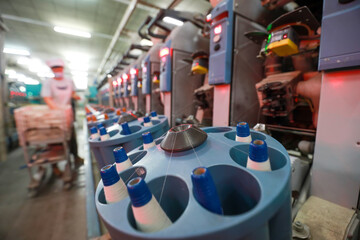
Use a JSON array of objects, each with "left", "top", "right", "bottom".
[
  {"left": 214, "top": 25, "right": 222, "bottom": 35},
  {"left": 122, "top": 73, "right": 128, "bottom": 81},
  {"left": 130, "top": 68, "right": 137, "bottom": 75},
  {"left": 142, "top": 66, "right": 147, "bottom": 73},
  {"left": 112, "top": 81, "right": 118, "bottom": 87},
  {"left": 206, "top": 14, "right": 212, "bottom": 22},
  {"left": 283, "top": 34, "right": 288, "bottom": 39},
  {"left": 159, "top": 48, "right": 169, "bottom": 57}
]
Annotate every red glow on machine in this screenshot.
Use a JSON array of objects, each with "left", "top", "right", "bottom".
[
  {"left": 112, "top": 81, "right": 118, "bottom": 87},
  {"left": 122, "top": 73, "right": 129, "bottom": 81},
  {"left": 159, "top": 48, "right": 170, "bottom": 58},
  {"left": 142, "top": 66, "right": 147, "bottom": 73},
  {"left": 130, "top": 68, "right": 138, "bottom": 76},
  {"left": 283, "top": 34, "right": 288, "bottom": 39},
  {"left": 214, "top": 25, "right": 222, "bottom": 35},
  {"left": 206, "top": 14, "right": 212, "bottom": 22}
]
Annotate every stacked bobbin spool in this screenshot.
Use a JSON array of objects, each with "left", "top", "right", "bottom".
[{"left": 95, "top": 125, "right": 292, "bottom": 240}]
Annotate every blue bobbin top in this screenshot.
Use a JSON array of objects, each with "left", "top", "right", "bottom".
[
  {"left": 97, "top": 123, "right": 104, "bottom": 129},
  {"left": 143, "top": 116, "right": 150, "bottom": 123},
  {"left": 113, "top": 147, "right": 128, "bottom": 163},
  {"left": 121, "top": 122, "right": 131, "bottom": 135},
  {"left": 236, "top": 122, "right": 250, "bottom": 137},
  {"left": 99, "top": 127, "right": 108, "bottom": 136},
  {"left": 249, "top": 140, "right": 268, "bottom": 162},
  {"left": 150, "top": 111, "right": 157, "bottom": 117},
  {"left": 127, "top": 177, "right": 152, "bottom": 207},
  {"left": 100, "top": 164, "right": 120, "bottom": 186},
  {"left": 90, "top": 126, "right": 97, "bottom": 134},
  {"left": 191, "top": 167, "right": 223, "bottom": 215},
  {"left": 142, "top": 132, "right": 153, "bottom": 144}
]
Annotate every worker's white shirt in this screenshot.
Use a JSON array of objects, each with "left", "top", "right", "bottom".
[{"left": 41, "top": 77, "right": 75, "bottom": 107}]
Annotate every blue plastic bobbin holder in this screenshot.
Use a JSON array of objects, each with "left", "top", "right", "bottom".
[
  {"left": 89, "top": 115, "right": 169, "bottom": 170},
  {"left": 95, "top": 126, "right": 292, "bottom": 240}
]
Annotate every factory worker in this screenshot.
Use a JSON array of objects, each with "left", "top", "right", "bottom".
[{"left": 41, "top": 59, "right": 83, "bottom": 176}]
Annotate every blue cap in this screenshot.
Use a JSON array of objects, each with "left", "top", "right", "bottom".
[
  {"left": 90, "top": 126, "right": 97, "bottom": 134},
  {"left": 113, "top": 118, "right": 118, "bottom": 123},
  {"left": 121, "top": 122, "right": 131, "bottom": 135},
  {"left": 143, "top": 116, "right": 150, "bottom": 123},
  {"left": 236, "top": 122, "right": 250, "bottom": 137},
  {"left": 150, "top": 111, "right": 157, "bottom": 117},
  {"left": 191, "top": 167, "right": 223, "bottom": 215},
  {"left": 113, "top": 147, "right": 128, "bottom": 163},
  {"left": 249, "top": 140, "right": 268, "bottom": 162},
  {"left": 127, "top": 177, "right": 152, "bottom": 207},
  {"left": 97, "top": 123, "right": 104, "bottom": 129},
  {"left": 99, "top": 127, "right": 108, "bottom": 136},
  {"left": 142, "top": 132, "right": 153, "bottom": 144},
  {"left": 100, "top": 164, "right": 120, "bottom": 186}
]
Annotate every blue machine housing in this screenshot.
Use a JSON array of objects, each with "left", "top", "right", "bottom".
[
  {"left": 95, "top": 127, "right": 292, "bottom": 239},
  {"left": 123, "top": 79, "right": 130, "bottom": 97},
  {"left": 89, "top": 116, "right": 169, "bottom": 169},
  {"left": 130, "top": 65, "right": 139, "bottom": 96},
  {"left": 159, "top": 40, "right": 172, "bottom": 92},
  {"left": 142, "top": 55, "right": 151, "bottom": 94},
  {"left": 208, "top": 0, "right": 234, "bottom": 85}
]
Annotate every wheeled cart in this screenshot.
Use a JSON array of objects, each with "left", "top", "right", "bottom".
[{"left": 14, "top": 105, "right": 74, "bottom": 196}]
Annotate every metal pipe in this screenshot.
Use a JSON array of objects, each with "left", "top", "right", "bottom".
[{"left": 96, "top": 0, "right": 138, "bottom": 77}]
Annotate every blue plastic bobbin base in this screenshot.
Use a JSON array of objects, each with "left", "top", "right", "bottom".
[{"left": 95, "top": 126, "right": 292, "bottom": 240}]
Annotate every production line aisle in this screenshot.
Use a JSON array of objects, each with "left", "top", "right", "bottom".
[{"left": 0, "top": 115, "right": 87, "bottom": 240}]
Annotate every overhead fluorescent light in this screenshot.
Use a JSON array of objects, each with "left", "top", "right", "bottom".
[
  {"left": 54, "top": 26, "right": 91, "bottom": 38},
  {"left": 107, "top": 74, "right": 112, "bottom": 78},
  {"left": 73, "top": 77, "right": 88, "bottom": 90},
  {"left": 3, "top": 47, "right": 30, "bottom": 56},
  {"left": 71, "top": 71, "right": 88, "bottom": 77},
  {"left": 162, "top": 17, "right": 184, "bottom": 26},
  {"left": 69, "top": 64, "right": 89, "bottom": 71},
  {"left": 5, "top": 69, "right": 16, "bottom": 76},
  {"left": 23, "top": 78, "right": 39, "bottom": 85},
  {"left": 17, "top": 57, "right": 31, "bottom": 65},
  {"left": 140, "top": 39, "right": 153, "bottom": 46}
]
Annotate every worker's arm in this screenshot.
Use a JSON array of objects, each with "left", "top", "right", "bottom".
[
  {"left": 72, "top": 91, "right": 81, "bottom": 100},
  {"left": 43, "top": 97, "right": 58, "bottom": 110}
]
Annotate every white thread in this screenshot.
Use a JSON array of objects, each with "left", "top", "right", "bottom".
[
  {"left": 104, "top": 178, "right": 128, "bottom": 203},
  {"left": 116, "top": 158, "right": 133, "bottom": 173},
  {"left": 91, "top": 132, "right": 100, "bottom": 140},
  {"left": 151, "top": 116, "right": 159, "bottom": 120},
  {"left": 144, "top": 122, "right": 153, "bottom": 127},
  {"left": 235, "top": 135, "right": 252, "bottom": 143},
  {"left": 100, "top": 134, "right": 110, "bottom": 141},
  {"left": 143, "top": 141, "right": 156, "bottom": 150},
  {"left": 246, "top": 157, "right": 271, "bottom": 171},
  {"left": 132, "top": 195, "right": 172, "bottom": 232}
]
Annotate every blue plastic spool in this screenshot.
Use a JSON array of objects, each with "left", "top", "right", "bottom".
[
  {"left": 89, "top": 115, "right": 169, "bottom": 169},
  {"left": 95, "top": 126, "right": 292, "bottom": 239}
]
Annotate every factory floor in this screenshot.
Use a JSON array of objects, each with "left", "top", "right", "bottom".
[{"left": 0, "top": 112, "right": 88, "bottom": 240}]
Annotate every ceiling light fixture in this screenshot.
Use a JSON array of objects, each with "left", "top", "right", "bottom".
[
  {"left": 3, "top": 47, "right": 30, "bottom": 56},
  {"left": 162, "top": 17, "right": 184, "bottom": 26},
  {"left": 54, "top": 26, "right": 91, "bottom": 38},
  {"left": 140, "top": 39, "right": 153, "bottom": 46}
]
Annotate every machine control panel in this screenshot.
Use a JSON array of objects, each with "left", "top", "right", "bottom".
[
  {"left": 208, "top": 0, "right": 233, "bottom": 85},
  {"left": 130, "top": 67, "right": 138, "bottom": 96},
  {"left": 141, "top": 57, "right": 151, "bottom": 94},
  {"left": 159, "top": 40, "right": 172, "bottom": 92}
]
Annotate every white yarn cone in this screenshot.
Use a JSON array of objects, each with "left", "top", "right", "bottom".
[
  {"left": 235, "top": 135, "right": 252, "bottom": 143},
  {"left": 132, "top": 195, "right": 172, "bottom": 232},
  {"left": 246, "top": 157, "right": 271, "bottom": 171},
  {"left": 100, "top": 134, "right": 110, "bottom": 141},
  {"left": 116, "top": 158, "right": 133, "bottom": 173},
  {"left": 91, "top": 132, "right": 100, "bottom": 140},
  {"left": 104, "top": 178, "right": 128, "bottom": 203},
  {"left": 143, "top": 141, "right": 156, "bottom": 150},
  {"left": 144, "top": 122, "right": 153, "bottom": 127}
]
